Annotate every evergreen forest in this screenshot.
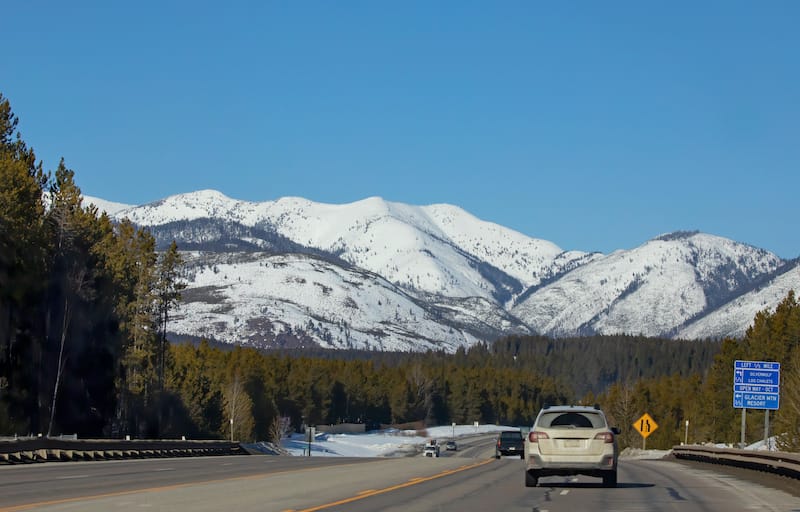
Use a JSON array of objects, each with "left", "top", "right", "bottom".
[{"left": 2, "top": 93, "right": 799, "bottom": 451}]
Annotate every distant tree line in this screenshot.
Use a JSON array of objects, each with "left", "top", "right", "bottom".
[{"left": 163, "top": 341, "right": 571, "bottom": 441}]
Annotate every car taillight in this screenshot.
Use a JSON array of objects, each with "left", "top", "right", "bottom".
[
  {"left": 594, "top": 432, "right": 614, "bottom": 443},
  {"left": 528, "top": 431, "right": 549, "bottom": 443}
]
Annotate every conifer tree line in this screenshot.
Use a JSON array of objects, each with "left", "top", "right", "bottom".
[{"left": 2, "top": 93, "right": 799, "bottom": 452}]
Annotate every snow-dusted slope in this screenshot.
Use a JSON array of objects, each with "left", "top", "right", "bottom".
[
  {"left": 421, "top": 204, "right": 601, "bottom": 298},
  {"left": 176, "top": 252, "right": 483, "bottom": 351},
  {"left": 511, "top": 232, "right": 783, "bottom": 338},
  {"left": 117, "top": 190, "right": 253, "bottom": 225},
  {"left": 676, "top": 261, "right": 800, "bottom": 340},
  {"left": 114, "top": 190, "right": 583, "bottom": 303}
]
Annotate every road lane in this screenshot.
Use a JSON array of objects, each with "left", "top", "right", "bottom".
[
  {"left": 0, "top": 455, "right": 377, "bottom": 510},
  {"left": 3, "top": 449, "right": 800, "bottom": 512},
  {"left": 297, "top": 458, "right": 800, "bottom": 512},
  {"left": 0, "top": 456, "right": 482, "bottom": 512}
]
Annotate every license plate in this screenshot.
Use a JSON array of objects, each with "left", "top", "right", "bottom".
[{"left": 564, "top": 440, "right": 581, "bottom": 448}]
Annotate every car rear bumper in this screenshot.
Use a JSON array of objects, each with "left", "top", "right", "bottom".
[{"left": 526, "top": 454, "right": 616, "bottom": 474}]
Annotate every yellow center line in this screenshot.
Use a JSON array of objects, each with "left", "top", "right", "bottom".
[{"left": 295, "top": 458, "right": 493, "bottom": 512}]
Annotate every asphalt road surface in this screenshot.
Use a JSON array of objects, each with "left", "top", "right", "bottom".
[{"left": 2, "top": 441, "right": 799, "bottom": 512}]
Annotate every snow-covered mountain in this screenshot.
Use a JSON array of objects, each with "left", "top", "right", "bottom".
[
  {"left": 511, "top": 232, "right": 783, "bottom": 338},
  {"left": 88, "top": 190, "right": 797, "bottom": 351}
]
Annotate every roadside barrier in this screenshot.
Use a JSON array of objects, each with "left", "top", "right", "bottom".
[
  {"left": 672, "top": 445, "right": 800, "bottom": 480},
  {"left": 0, "top": 438, "right": 245, "bottom": 464}
]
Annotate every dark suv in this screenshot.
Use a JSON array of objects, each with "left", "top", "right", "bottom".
[{"left": 495, "top": 430, "right": 524, "bottom": 459}]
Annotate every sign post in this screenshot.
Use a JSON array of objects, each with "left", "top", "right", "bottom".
[
  {"left": 632, "top": 413, "right": 658, "bottom": 450},
  {"left": 684, "top": 419, "right": 689, "bottom": 445},
  {"left": 733, "top": 360, "right": 780, "bottom": 448}
]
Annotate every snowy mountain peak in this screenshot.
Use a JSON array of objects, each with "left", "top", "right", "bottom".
[
  {"left": 82, "top": 195, "right": 134, "bottom": 215},
  {"left": 654, "top": 230, "right": 701, "bottom": 242}
]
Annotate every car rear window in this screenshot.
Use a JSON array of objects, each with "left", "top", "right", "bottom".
[
  {"left": 537, "top": 411, "right": 606, "bottom": 429},
  {"left": 500, "top": 431, "right": 521, "bottom": 440}
]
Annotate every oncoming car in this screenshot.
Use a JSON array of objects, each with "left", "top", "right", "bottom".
[
  {"left": 524, "top": 405, "right": 619, "bottom": 488},
  {"left": 423, "top": 440, "right": 440, "bottom": 457}
]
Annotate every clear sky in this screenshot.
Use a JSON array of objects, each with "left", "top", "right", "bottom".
[{"left": 4, "top": 2, "right": 799, "bottom": 258}]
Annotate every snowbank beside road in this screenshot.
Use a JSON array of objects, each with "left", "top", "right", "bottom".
[{"left": 281, "top": 424, "right": 512, "bottom": 457}]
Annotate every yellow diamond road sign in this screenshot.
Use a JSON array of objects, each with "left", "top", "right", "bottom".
[{"left": 633, "top": 413, "right": 658, "bottom": 439}]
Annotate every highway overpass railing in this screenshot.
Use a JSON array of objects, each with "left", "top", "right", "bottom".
[{"left": 672, "top": 445, "right": 800, "bottom": 480}]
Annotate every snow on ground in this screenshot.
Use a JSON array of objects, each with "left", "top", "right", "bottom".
[
  {"left": 281, "top": 425, "right": 512, "bottom": 457},
  {"left": 279, "top": 424, "right": 669, "bottom": 460},
  {"left": 619, "top": 448, "right": 672, "bottom": 460}
]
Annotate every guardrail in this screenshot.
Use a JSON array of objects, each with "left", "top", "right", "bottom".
[
  {"left": 0, "top": 438, "right": 245, "bottom": 464},
  {"left": 672, "top": 445, "right": 800, "bottom": 480}
]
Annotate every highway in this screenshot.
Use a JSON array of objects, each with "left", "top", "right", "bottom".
[{"left": 1, "top": 437, "right": 799, "bottom": 512}]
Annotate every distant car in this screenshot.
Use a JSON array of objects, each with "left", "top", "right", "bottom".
[
  {"left": 524, "top": 405, "right": 619, "bottom": 488},
  {"left": 445, "top": 440, "right": 457, "bottom": 451},
  {"left": 495, "top": 430, "right": 524, "bottom": 459},
  {"left": 423, "top": 440, "right": 440, "bottom": 457}
]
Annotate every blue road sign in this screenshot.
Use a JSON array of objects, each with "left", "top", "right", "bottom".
[{"left": 733, "top": 360, "right": 780, "bottom": 410}]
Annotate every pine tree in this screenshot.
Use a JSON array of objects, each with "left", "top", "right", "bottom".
[
  {"left": 44, "top": 160, "right": 91, "bottom": 436},
  {"left": 0, "top": 93, "right": 48, "bottom": 433},
  {"left": 155, "top": 241, "right": 185, "bottom": 392},
  {"left": 107, "top": 219, "right": 159, "bottom": 435},
  {"left": 774, "top": 346, "right": 800, "bottom": 451}
]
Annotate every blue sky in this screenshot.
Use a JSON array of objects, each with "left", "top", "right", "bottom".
[{"left": 4, "top": 2, "right": 799, "bottom": 257}]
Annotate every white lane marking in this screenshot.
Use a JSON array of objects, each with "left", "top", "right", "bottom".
[
  {"left": 560, "top": 490, "right": 569, "bottom": 496},
  {"left": 154, "top": 467, "right": 175, "bottom": 472},
  {"left": 55, "top": 474, "right": 89, "bottom": 480}
]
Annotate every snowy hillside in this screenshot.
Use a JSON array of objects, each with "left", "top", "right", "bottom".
[
  {"left": 113, "top": 191, "right": 585, "bottom": 303},
  {"left": 676, "top": 261, "right": 800, "bottom": 340},
  {"left": 94, "top": 190, "right": 796, "bottom": 350},
  {"left": 175, "top": 251, "right": 517, "bottom": 352},
  {"left": 511, "top": 232, "right": 783, "bottom": 338}
]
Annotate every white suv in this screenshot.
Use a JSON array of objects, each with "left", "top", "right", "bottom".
[{"left": 524, "top": 405, "right": 619, "bottom": 488}]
